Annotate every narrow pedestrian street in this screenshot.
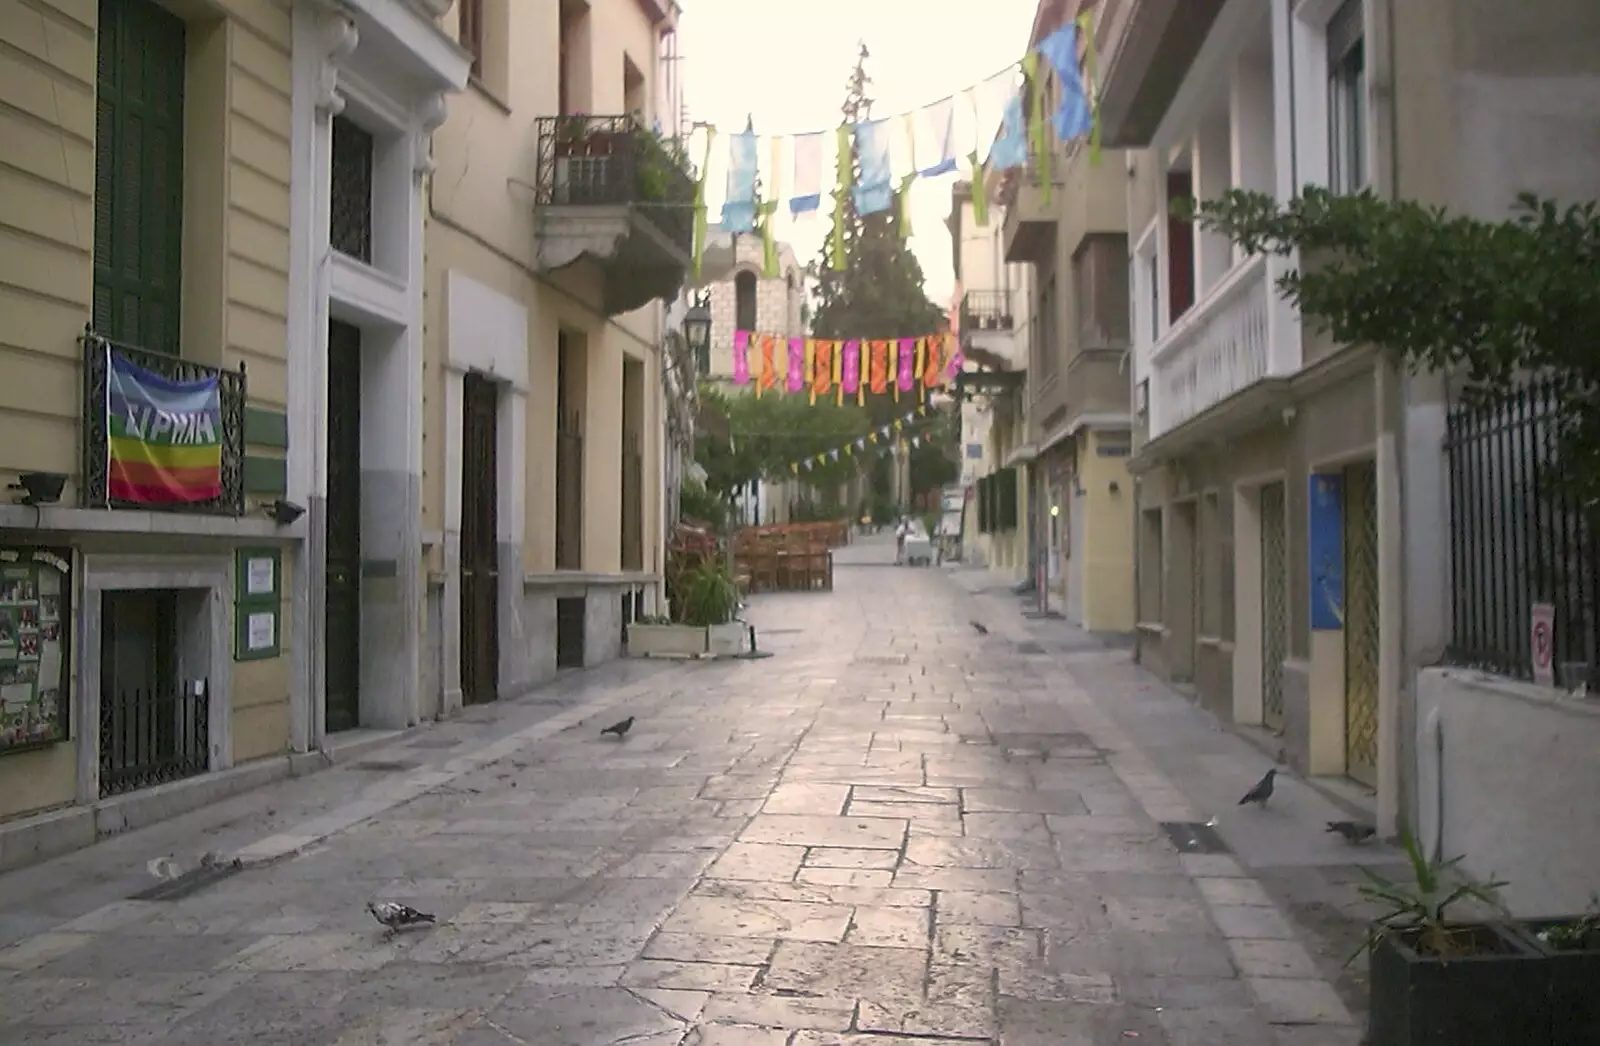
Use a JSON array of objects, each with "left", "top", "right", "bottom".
[{"left": 0, "top": 539, "right": 1380, "bottom": 1046}]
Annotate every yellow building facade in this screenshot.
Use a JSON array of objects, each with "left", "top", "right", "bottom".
[{"left": 420, "top": 0, "right": 684, "bottom": 709}]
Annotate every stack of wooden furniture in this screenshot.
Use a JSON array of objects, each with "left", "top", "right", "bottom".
[{"left": 733, "top": 522, "right": 837, "bottom": 593}]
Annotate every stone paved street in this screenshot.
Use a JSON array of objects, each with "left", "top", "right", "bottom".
[{"left": 0, "top": 538, "right": 1365, "bottom": 1045}]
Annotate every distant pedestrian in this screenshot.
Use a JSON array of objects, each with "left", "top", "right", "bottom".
[{"left": 895, "top": 516, "right": 909, "bottom": 565}]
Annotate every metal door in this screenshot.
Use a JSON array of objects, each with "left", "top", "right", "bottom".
[
  {"left": 1260, "top": 482, "right": 1288, "bottom": 731},
  {"left": 461, "top": 372, "right": 500, "bottom": 705},
  {"left": 1343, "top": 460, "right": 1380, "bottom": 786},
  {"left": 324, "top": 320, "right": 362, "bottom": 733}
]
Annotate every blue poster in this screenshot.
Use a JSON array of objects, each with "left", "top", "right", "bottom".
[{"left": 1308, "top": 474, "right": 1344, "bottom": 630}]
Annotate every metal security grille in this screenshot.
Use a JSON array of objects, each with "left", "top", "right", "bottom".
[
  {"left": 330, "top": 116, "right": 374, "bottom": 262},
  {"left": 1260, "top": 482, "right": 1288, "bottom": 731},
  {"left": 1344, "top": 461, "right": 1380, "bottom": 787}
]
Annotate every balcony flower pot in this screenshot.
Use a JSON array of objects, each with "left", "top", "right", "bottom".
[
  {"left": 1367, "top": 922, "right": 1550, "bottom": 1046},
  {"left": 1511, "top": 917, "right": 1600, "bottom": 1046},
  {"left": 625, "top": 622, "right": 707, "bottom": 658}
]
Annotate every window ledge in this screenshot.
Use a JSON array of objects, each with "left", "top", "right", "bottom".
[
  {"left": 467, "top": 76, "right": 511, "bottom": 115},
  {"left": 0, "top": 506, "right": 303, "bottom": 544}
]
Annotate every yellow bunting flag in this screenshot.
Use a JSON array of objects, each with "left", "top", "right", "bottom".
[
  {"left": 1023, "top": 53, "right": 1051, "bottom": 205},
  {"left": 968, "top": 152, "right": 988, "bottom": 227},
  {"left": 691, "top": 126, "right": 717, "bottom": 282},
  {"left": 1076, "top": 9, "right": 1103, "bottom": 165},
  {"left": 805, "top": 339, "right": 818, "bottom": 404}
]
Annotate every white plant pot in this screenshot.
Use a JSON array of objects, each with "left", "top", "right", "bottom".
[
  {"left": 625, "top": 623, "right": 707, "bottom": 657},
  {"left": 706, "top": 622, "right": 750, "bottom": 656}
]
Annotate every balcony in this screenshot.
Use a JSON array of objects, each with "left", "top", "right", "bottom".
[
  {"left": 1001, "top": 173, "right": 1056, "bottom": 265},
  {"left": 1146, "top": 254, "right": 1279, "bottom": 443},
  {"left": 80, "top": 329, "right": 247, "bottom": 516},
  {"left": 534, "top": 115, "right": 697, "bottom": 316},
  {"left": 960, "top": 289, "right": 1021, "bottom": 370},
  {"left": 1097, "top": 0, "right": 1227, "bottom": 147}
]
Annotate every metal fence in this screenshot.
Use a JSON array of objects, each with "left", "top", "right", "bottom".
[
  {"left": 1443, "top": 379, "right": 1599, "bottom": 686},
  {"left": 99, "top": 682, "right": 209, "bottom": 798}
]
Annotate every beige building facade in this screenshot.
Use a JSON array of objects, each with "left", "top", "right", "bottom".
[
  {"left": 0, "top": 0, "right": 468, "bottom": 868},
  {"left": 1103, "top": 0, "right": 1600, "bottom": 869},
  {"left": 421, "top": 0, "right": 687, "bottom": 709}
]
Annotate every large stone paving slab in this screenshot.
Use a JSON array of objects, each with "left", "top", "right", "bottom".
[{"left": 0, "top": 547, "right": 1357, "bottom": 1044}]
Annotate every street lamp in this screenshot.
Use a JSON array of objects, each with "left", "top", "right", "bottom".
[{"left": 683, "top": 294, "right": 711, "bottom": 377}]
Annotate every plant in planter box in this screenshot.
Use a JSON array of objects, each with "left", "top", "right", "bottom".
[
  {"left": 1353, "top": 832, "right": 1547, "bottom": 1046},
  {"left": 1516, "top": 896, "right": 1600, "bottom": 1046},
  {"left": 635, "top": 128, "right": 691, "bottom": 204},
  {"left": 678, "top": 559, "right": 738, "bottom": 629}
]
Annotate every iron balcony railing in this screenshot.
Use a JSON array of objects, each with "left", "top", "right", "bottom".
[
  {"left": 80, "top": 327, "right": 247, "bottom": 515},
  {"left": 534, "top": 114, "right": 697, "bottom": 257},
  {"left": 961, "top": 290, "right": 1015, "bottom": 332}
]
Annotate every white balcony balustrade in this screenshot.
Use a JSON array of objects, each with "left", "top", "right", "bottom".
[{"left": 1147, "top": 253, "right": 1272, "bottom": 439}]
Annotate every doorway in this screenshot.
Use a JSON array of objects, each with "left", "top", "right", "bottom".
[
  {"left": 1343, "top": 460, "right": 1380, "bottom": 786},
  {"left": 1259, "top": 481, "right": 1288, "bottom": 732},
  {"left": 460, "top": 372, "right": 500, "bottom": 705},
  {"left": 325, "top": 319, "right": 362, "bottom": 733}
]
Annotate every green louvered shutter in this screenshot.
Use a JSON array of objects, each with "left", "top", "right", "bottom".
[{"left": 93, "top": 0, "right": 186, "bottom": 355}]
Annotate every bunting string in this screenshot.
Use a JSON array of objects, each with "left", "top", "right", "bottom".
[
  {"left": 692, "top": 10, "right": 1102, "bottom": 277},
  {"left": 731, "top": 330, "right": 965, "bottom": 405},
  {"left": 781, "top": 405, "right": 946, "bottom": 476}
]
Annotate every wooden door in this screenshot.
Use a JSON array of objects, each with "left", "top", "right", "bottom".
[
  {"left": 324, "top": 320, "right": 362, "bottom": 733},
  {"left": 461, "top": 373, "right": 500, "bottom": 705}
]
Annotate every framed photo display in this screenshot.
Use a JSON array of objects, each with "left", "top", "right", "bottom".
[
  {"left": 234, "top": 548, "right": 281, "bottom": 661},
  {"left": 0, "top": 547, "right": 72, "bottom": 754}
]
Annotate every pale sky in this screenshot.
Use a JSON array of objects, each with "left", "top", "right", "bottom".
[{"left": 677, "top": 0, "right": 1038, "bottom": 311}]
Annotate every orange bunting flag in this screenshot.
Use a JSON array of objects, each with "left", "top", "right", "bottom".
[
  {"left": 923, "top": 333, "right": 945, "bottom": 388},
  {"left": 812, "top": 340, "right": 835, "bottom": 398},
  {"left": 805, "top": 339, "right": 818, "bottom": 404},
  {"left": 757, "top": 335, "right": 778, "bottom": 396},
  {"left": 868, "top": 341, "right": 890, "bottom": 395}
]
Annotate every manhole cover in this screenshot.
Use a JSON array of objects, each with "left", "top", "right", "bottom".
[
  {"left": 1160, "top": 821, "right": 1232, "bottom": 855},
  {"left": 853, "top": 654, "right": 910, "bottom": 665},
  {"left": 351, "top": 760, "right": 418, "bottom": 772},
  {"left": 129, "top": 863, "right": 242, "bottom": 902},
  {"left": 761, "top": 628, "right": 804, "bottom": 635},
  {"left": 1021, "top": 610, "right": 1064, "bottom": 620},
  {"left": 1014, "top": 641, "right": 1047, "bottom": 655}
]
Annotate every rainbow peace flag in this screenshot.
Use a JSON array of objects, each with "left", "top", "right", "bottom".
[{"left": 105, "top": 350, "right": 223, "bottom": 504}]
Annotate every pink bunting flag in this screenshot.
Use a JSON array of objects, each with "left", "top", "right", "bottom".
[
  {"left": 896, "top": 338, "right": 916, "bottom": 391},
  {"left": 841, "top": 340, "right": 862, "bottom": 393},
  {"left": 786, "top": 337, "right": 806, "bottom": 393},
  {"left": 946, "top": 334, "right": 965, "bottom": 379},
  {"left": 732, "top": 330, "right": 751, "bottom": 385}
]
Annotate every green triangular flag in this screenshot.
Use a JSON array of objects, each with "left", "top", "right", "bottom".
[
  {"left": 691, "top": 126, "right": 717, "bottom": 282},
  {"left": 830, "top": 125, "right": 851, "bottom": 271},
  {"left": 759, "top": 200, "right": 780, "bottom": 276},
  {"left": 896, "top": 173, "right": 918, "bottom": 240},
  {"left": 968, "top": 152, "right": 988, "bottom": 227}
]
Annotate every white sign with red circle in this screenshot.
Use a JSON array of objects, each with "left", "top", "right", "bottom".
[{"left": 1530, "top": 602, "right": 1556, "bottom": 687}]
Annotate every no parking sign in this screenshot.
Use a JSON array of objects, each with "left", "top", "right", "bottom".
[{"left": 1530, "top": 602, "right": 1556, "bottom": 686}]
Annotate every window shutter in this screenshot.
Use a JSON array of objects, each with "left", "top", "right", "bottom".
[{"left": 93, "top": 0, "right": 186, "bottom": 354}]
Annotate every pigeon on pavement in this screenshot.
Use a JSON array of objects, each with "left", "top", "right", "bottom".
[
  {"left": 600, "top": 715, "right": 635, "bottom": 739},
  {"left": 1327, "top": 820, "right": 1376, "bottom": 844},
  {"left": 970, "top": 621, "right": 989, "bottom": 635},
  {"left": 367, "top": 901, "right": 436, "bottom": 937},
  {"left": 1238, "top": 768, "right": 1277, "bottom": 807}
]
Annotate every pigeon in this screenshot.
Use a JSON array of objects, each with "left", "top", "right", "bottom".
[
  {"left": 1327, "top": 820, "right": 1376, "bottom": 844},
  {"left": 600, "top": 715, "right": 635, "bottom": 739},
  {"left": 1238, "top": 768, "right": 1277, "bottom": 807},
  {"left": 366, "top": 900, "right": 436, "bottom": 937},
  {"left": 970, "top": 621, "right": 989, "bottom": 635}
]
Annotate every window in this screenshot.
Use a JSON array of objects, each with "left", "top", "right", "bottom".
[
  {"left": 330, "top": 116, "right": 374, "bottom": 262},
  {"left": 734, "top": 271, "right": 757, "bottom": 331},
  {"left": 93, "top": 0, "right": 186, "bottom": 355},
  {"left": 459, "top": 0, "right": 484, "bottom": 78},
  {"left": 694, "top": 340, "right": 710, "bottom": 376},
  {"left": 1326, "top": 0, "right": 1366, "bottom": 194}
]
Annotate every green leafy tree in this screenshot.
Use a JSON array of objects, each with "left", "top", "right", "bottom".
[
  {"left": 1185, "top": 187, "right": 1600, "bottom": 504},
  {"left": 693, "top": 383, "right": 869, "bottom": 503},
  {"left": 808, "top": 44, "right": 950, "bottom": 502}
]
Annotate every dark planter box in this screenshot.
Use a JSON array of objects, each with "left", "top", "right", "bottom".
[
  {"left": 1368, "top": 923, "right": 1550, "bottom": 1046},
  {"left": 1512, "top": 919, "right": 1600, "bottom": 1046}
]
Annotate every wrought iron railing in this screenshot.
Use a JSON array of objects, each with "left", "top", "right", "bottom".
[
  {"left": 80, "top": 327, "right": 246, "bottom": 515},
  {"left": 555, "top": 411, "right": 585, "bottom": 570},
  {"left": 961, "top": 290, "right": 1015, "bottom": 332},
  {"left": 1443, "top": 378, "right": 1600, "bottom": 687},
  {"left": 99, "top": 681, "right": 209, "bottom": 798},
  {"left": 534, "top": 114, "right": 696, "bottom": 256}
]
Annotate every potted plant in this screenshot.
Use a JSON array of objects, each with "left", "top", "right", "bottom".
[
  {"left": 679, "top": 558, "right": 746, "bottom": 655},
  {"left": 1511, "top": 897, "right": 1600, "bottom": 1046},
  {"left": 1354, "top": 832, "right": 1547, "bottom": 1045},
  {"left": 624, "top": 613, "right": 706, "bottom": 658}
]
